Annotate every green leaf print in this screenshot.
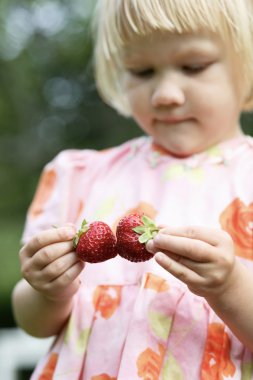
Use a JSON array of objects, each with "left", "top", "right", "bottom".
[
  {"left": 64, "top": 315, "right": 91, "bottom": 355},
  {"left": 148, "top": 310, "right": 172, "bottom": 340},
  {"left": 189, "top": 168, "right": 204, "bottom": 183},
  {"left": 64, "top": 314, "right": 75, "bottom": 345},
  {"left": 162, "top": 354, "right": 184, "bottom": 380},
  {"left": 163, "top": 164, "right": 185, "bottom": 180},
  {"left": 241, "top": 361, "right": 253, "bottom": 380},
  {"left": 76, "top": 328, "right": 91, "bottom": 355},
  {"left": 206, "top": 145, "right": 222, "bottom": 157},
  {"left": 163, "top": 163, "right": 204, "bottom": 183},
  {"left": 94, "top": 197, "right": 116, "bottom": 219}
]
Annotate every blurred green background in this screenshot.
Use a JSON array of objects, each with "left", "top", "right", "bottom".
[
  {"left": 0, "top": 0, "right": 253, "bottom": 328},
  {"left": 0, "top": 0, "right": 142, "bottom": 328}
]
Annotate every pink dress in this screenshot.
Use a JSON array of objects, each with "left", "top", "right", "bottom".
[{"left": 22, "top": 135, "right": 253, "bottom": 380}]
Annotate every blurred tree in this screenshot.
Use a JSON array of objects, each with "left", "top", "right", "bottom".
[
  {"left": 0, "top": 0, "right": 141, "bottom": 218},
  {"left": 0, "top": 0, "right": 142, "bottom": 327}
]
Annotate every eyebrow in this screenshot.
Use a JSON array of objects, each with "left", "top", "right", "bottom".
[
  {"left": 175, "top": 44, "right": 220, "bottom": 57},
  {"left": 123, "top": 44, "right": 220, "bottom": 66},
  {"left": 123, "top": 49, "right": 215, "bottom": 68}
]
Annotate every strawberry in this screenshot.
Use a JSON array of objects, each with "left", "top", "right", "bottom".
[
  {"left": 116, "top": 213, "right": 159, "bottom": 262},
  {"left": 73, "top": 220, "right": 117, "bottom": 263}
]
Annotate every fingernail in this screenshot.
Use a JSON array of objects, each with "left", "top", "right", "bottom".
[
  {"left": 64, "top": 227, "right": 76, "bottom": 239},
  {"left": 65, "top": 222, "right": 76, "bottom": 228},
  {"left": 146, "top": 240, "right": 155, "bottom": 253},
  {"left": 153, "top": 235, "right": 160, "bottom": 244},
  {"left": 154, "top": 252, "right": 164, "bottom": 262}
]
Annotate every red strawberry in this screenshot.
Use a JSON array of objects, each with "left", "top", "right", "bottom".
[
  {"left": 116, "top": 213, "right": 159, "bottom": 262},
  {"left": 73, "top": 220, "right": 117, "bottom": 263}
]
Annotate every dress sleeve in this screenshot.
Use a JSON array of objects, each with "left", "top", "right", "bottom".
[{"left": 21, "top": 149, "right": 97, "bottom": 245}]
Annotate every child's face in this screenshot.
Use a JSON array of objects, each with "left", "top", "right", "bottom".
[{"left": 122, "top": 32, "right": 244, "bottom": 157}]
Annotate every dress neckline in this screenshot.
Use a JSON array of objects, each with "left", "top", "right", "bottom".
[{"left": 143, "top": 134, "right": 252, "bottom": 169}]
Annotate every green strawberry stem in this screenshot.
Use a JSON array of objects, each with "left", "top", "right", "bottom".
[
  {"left": 73, "top": 219, "right": 89, "bottom": 248},
  {"left": 133, "top": 215, "right": 159, "bottom": 244}
]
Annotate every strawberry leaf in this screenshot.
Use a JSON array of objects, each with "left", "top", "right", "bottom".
[
  {"left": 142, "top": 215, "right": 157, "bottom": 228},
  {"left": 133, "top": 226, "right": 147, "bottom": 234},
  {"left": 80, "top": 219, "right": 88, "bottom": 231},
  {"left": 73, "top": 219, "right": 89, "bottom": 248},
  {"left": 142, "top": 215, "right": 151, "bottom": 223},
  {"left": 139, "top": 232, "right": 151, "bottom": 244},
  {"left": 73, "top": 235, "right": 79, "bottom": 248},
  {"left": 151, "top": 230, "right": 158, "bottom": 239},
  {"left": 132, "top": 215, "right": 160, "bottom": 244}
]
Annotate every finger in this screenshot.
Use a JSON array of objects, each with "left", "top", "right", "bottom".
[
  {"left": 20, "top": 226, "right": 76, "bottom": 258},
  {"left": 153, "top": 233, "right": 213, "bottom": 262},
  {"left": 154, "top": 251, "right": 202, "bottom": 287},
  {"left": 39, "top": 252, "right": 80, "bottom": 282},
  {"left": 159, "top": 226, "right": 223, "bottom": 246},
  {"left": 42, "top": 262, "right": 84, "bottom": 302},
  {"left": 20, "top": 241, "right": 75, "bottom": 283},
  {"left": 164, "top": 250, "right": 206, "bottom": 273},
  {"left": 32, "top": 241, "right": 76, "bottom": 269},
  {"left": 47, "top": 261, "right": 84, "bottom": 289},
  {"left": 146, "top": 240, "right": 156, "bottom": 254}
]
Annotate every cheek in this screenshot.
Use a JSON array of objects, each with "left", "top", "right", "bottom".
[
  {"left": 191, "top": 80, "right": 235, "bottom": 115},
  {"left": 127, "top": 86, "right": 150, "bottom": 121}
]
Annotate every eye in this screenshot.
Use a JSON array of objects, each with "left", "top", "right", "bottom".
[
  {"left": 128, "top": 68, "right": 154, "bottom": 78},
  {"left": 182, "top": 63, "right": 208, "bottom": 74}
]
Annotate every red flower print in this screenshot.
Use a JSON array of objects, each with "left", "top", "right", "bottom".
[
  {"left": 28, "top": 168, "right": 57, "bottom": 219},
  {"left": 200, "top": 323, "right": 236, "bottom": 380},
  {"left": 91, "top": 374, "right": 117, "bottom": 380},
  {"left": 220, "top": 198, "right": 253, "bottom": 260},
  {"left": 144, "top": 273, "right": 169, "bottom": 292},
  {"left": 93, "top": 285, "right": 121, "bottom": 319},
  {"left": 38, "top": 352, "right": 59, "bottom": 380},
  {"left": 137, "top": 343, "right": 166, "bottom": 380}
]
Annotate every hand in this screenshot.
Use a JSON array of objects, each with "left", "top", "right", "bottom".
[
  {"left": 146, "top": 226, "right": 238, "bottom": 298},
  {"left": 19, "top": 226, "right": 85, "bottom": 302}
]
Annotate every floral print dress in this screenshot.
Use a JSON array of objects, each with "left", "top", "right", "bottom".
[{"left": 22, "top": 134, "right": 253, "bottom": 380}]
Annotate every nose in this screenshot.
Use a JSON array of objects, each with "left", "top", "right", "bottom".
[{"left": 151, "top": 73, "right": 185, "bottom": 108}]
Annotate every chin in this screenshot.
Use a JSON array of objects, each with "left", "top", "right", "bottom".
[
  {"left": 170, "top": 150, "right": 195, "bottom": 158},
  {"left": 155, "top": 141, "right": 197, "bottom": 158},
  {"left": 172, "top": 151, "right": 194, "bottom": 158}
]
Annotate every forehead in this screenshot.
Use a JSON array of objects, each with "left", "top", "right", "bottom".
[{"left": 122, "top": 32, "right": 224, "bottom": 63}]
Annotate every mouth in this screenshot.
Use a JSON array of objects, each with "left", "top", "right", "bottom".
[{"left": 154, "top": 117, "right": 193, "bottom": 125}]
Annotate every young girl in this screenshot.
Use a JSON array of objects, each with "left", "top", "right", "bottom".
[{"left": 12, "top": 0, "right": 253, "bottom": 379}]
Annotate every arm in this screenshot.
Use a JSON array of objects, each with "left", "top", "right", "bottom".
[
  {"left": 12, "top": 279, "right": 74, "bottom": 337},
  {"left": 12, "top": 226, "right": 84, "bottom": 338},
  {"left": 206, "top": 261, "right": 253, "bottom": 352},
  {"left": 147, "top": 226, "right": 253, "bottom": 352}
]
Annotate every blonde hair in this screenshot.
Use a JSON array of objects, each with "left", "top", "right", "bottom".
[{"left": 93, "top": 0, "right": 253, "bottom": 116}]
